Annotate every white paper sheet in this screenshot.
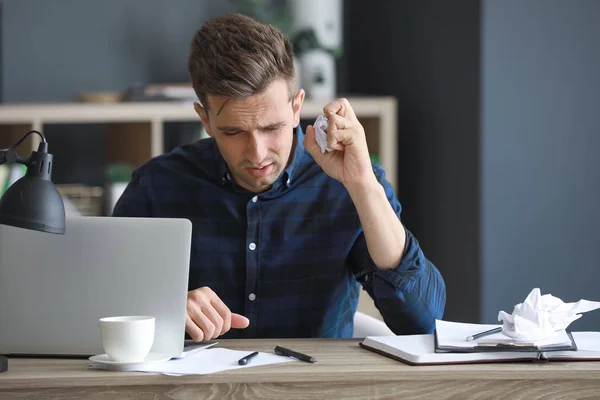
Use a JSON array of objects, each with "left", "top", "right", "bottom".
[
  {"left": 90, "top": 348, "right": 294, "bottom": 375},
  {"left": 175, "top": 340, "right": 217, "bottom": 358},
  {"left": 571, "top": 332, "right": 600, "bottom": 352}
]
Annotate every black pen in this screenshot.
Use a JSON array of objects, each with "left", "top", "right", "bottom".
[
  {"left": 238, "top": 351, "right": 259, "bottom": 365},
  {"left": 466, "top": 326, "right": 503, "bottom": 342},
  {"left": 274, "top": 345, "right": 317, "bottom": 363}
]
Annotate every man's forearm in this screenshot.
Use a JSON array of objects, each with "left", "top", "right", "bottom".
[{"left": 346, "top": 178, "right": 406, "bottom": 269}]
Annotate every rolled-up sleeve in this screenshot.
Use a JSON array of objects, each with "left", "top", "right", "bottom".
[{"left": 348, "top": 165, "right": 446, "bottom": 334}]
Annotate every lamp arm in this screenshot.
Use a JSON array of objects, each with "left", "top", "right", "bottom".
[
  {"left": 0, "top": 130, "right": 48, "bottom": 166},
  {"left": 0, "top": 148, "right": 22, "bottom": 165},
  {"left": 0, "top": 149, "right": 13, "bottom": 165}
]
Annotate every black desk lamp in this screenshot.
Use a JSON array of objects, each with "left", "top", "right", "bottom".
[
  {"left": 0, "top": 130, "right": 65, "bottom": 372},
  {"left": 0, "top": 130, "right": 65, "bottom": 234}
]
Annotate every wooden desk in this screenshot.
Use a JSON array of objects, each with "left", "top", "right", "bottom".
[{"left": 1, "top": 339, "right": 600, "bottom": 399}]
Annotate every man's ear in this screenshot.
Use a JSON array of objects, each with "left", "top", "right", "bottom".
[
  {"left": 194, "top": 102, "right": 213, "bottom": 137},
  {"left": 292, "top": 89, "right": 305, "bottom": 128}
]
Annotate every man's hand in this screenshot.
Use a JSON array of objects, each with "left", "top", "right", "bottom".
[
  {"left": 305, "top": 98, "right": 407, "bottom": 270},
  {"left": 186, "top": 286, "right": 250, "bottom": 341},
  {"left": 303, "top": 98, "right": 377, "bottom": 189}
]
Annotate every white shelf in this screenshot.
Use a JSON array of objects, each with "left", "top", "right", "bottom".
[
  {"left": 0, "top": 97, "right": 397, "bottom": 189},
  {"left": 0, "top": 97, "right": 395, "bottom": 122}
]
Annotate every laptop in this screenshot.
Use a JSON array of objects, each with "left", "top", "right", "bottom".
[{"left": 0, "top": 216, "right": 192, "bottom": 358}]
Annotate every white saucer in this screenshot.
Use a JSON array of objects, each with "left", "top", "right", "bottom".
[{"left": 89, "top": 352, "right": 171, "bottom": 366}]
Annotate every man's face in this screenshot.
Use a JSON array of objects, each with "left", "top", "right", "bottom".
[{"left": 196, "top": 79, "right": 304, "bottom": 193}]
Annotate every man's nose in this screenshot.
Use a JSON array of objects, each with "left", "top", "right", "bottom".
[{"left": 246, "top": 132, "right": 268, "bottom": 165}]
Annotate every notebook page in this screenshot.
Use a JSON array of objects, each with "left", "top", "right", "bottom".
[
  {"left": 571, "top": 332, "right": 600, "bottom": 351},
  {"left": 362, "top": 334, "right": 536, "bottom": 364},
  {"left": 435, "top": 320, "right": 572, "bottom": 349},
  {"left": 546, "top": 332, "right": 600, "bottom": 359},
  {"left": 435, "top": 320, "right": 501, "bottom": 349}
]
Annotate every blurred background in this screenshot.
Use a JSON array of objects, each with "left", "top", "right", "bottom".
[{"left": 1, "top": 0, "right": 599, "bottom": 330}]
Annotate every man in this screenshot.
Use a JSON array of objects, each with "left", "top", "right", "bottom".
[{"left": 113, "top": 13, "right": 445, "bottom": 341}]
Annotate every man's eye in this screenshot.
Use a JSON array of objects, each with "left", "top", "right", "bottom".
[{"left": 223, "top": 131, "right": 240, "bottom": 137}]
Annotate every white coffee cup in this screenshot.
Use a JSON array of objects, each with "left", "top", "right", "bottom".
[{"left": 99, "top": 316, "right": 155, "bottom": 362}]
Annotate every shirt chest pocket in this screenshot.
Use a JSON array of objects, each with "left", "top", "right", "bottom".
[
  {"left": 263, "top": 214, "right": 356, "bottom": 256},
  {"left": 188, "top": 221, "right": 247, "bottom": 287}
]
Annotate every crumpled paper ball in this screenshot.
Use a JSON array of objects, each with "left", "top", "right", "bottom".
[{"left": 498, "top": 288, "right": 600, "bottom": 340}]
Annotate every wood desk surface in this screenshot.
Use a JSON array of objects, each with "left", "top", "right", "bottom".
[{"left": 2, "top": 338, "right": 600, "bottom": 399}]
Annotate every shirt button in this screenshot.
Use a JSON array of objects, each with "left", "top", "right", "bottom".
[
  {"left": 249, "top": 242, "right": 257, "bottom": 251},
  {"left": 248, "top": 293, "right": 256, "bottom": 301},
  {"left": 286, "top": 178, "right": 291, "bottom": 185},
  {"left": 252, "top": 196, "right": 258, "bottom": 203}
]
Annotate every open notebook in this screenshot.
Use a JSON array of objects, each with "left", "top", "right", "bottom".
[
  {"left": 434, "top": 320, "right": 577, "bottom": 353},
  {"left": 359, "top": 332, "right": 600, "bottom": 366}
]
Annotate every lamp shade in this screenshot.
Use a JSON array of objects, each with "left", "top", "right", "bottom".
[{"left": 0, "top": 150, "right": 65, "bottom": 234}]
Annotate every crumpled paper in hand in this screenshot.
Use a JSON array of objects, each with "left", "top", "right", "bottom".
[
  {"left": 498, "top": 288, "right": 600, "bottom": 341},
  {"left": 314, "top": 115, "right": 333, "bottom": 153}
]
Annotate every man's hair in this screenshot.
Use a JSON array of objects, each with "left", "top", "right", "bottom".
[{"left": 188, "top": 13, "right": 296, "bottom": 112}]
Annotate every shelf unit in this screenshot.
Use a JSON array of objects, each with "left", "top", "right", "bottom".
[{"left": 0, "top": 97, "right": 398, "bottom": 190}]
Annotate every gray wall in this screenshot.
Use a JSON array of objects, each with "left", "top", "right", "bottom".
[
  {"left": 3, "top": 0, "right": 232, "bottom": 101},
  {"left": 1, "top": 0, "right": 232, "bottom": 186},
  {"left": 481, "top": 0, "right": 600, "bottom": 330},
  {"left": 346, "top": 0, "right": 600, "bottom": 329},
  {"left": 345, "top": 0, "right": 481, "bottom": 322}
]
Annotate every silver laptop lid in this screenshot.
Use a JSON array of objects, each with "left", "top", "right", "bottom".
[{"left": 0, "top": 216, "right": 191, "bottom": 357}]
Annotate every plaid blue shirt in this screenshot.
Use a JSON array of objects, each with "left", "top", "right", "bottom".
[{"left": 113, "top": 127, "right": 446, "bottom": 338}]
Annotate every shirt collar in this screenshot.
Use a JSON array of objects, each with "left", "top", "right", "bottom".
[
  {"left": 282, "top": 125, "right": 306, "bottom": 188},
  {"left": 216, "top": 125, "right": 307, "bottom": 189},
  {"left": 216, "top": 148, "right": 230, "bottom": 185}
]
